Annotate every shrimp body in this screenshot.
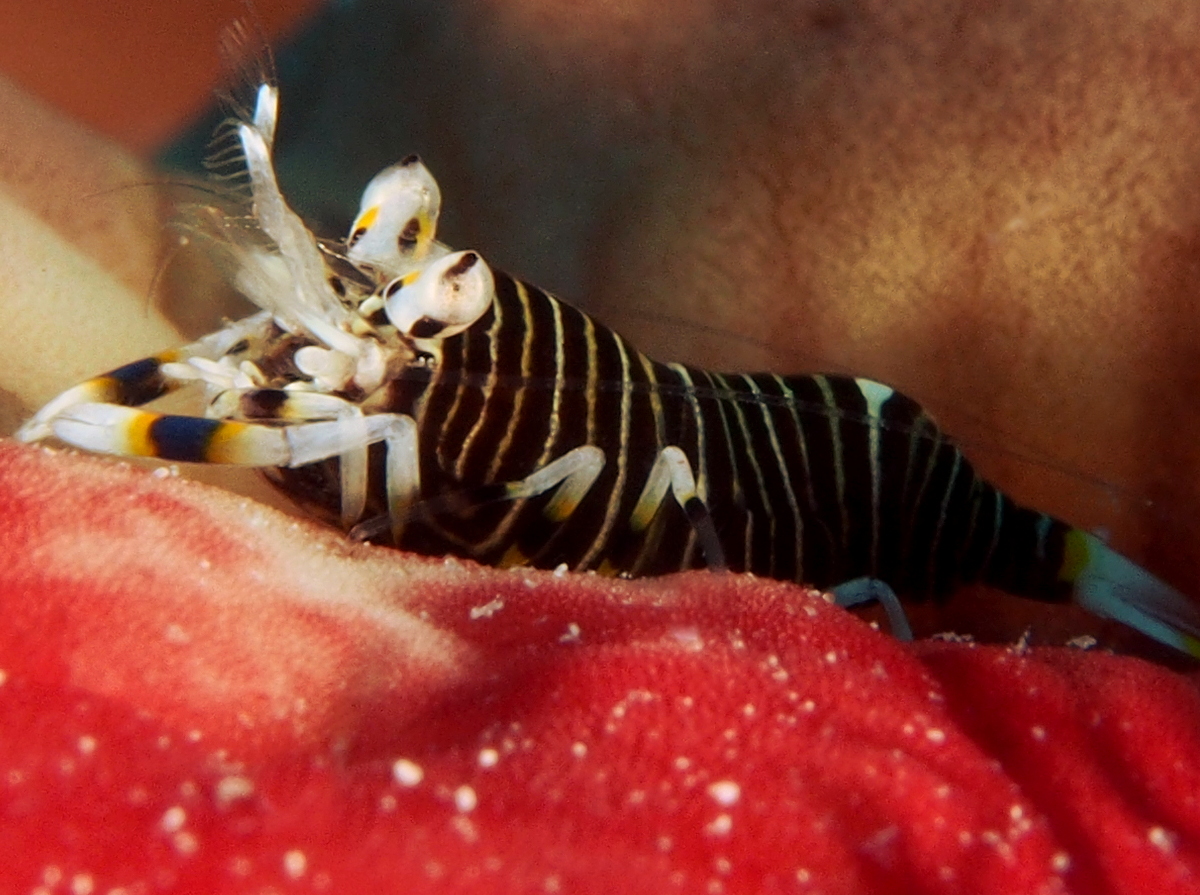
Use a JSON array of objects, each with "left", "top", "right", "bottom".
[{"left": 16, "top": 79, "right": 1200, "bottom": 657}]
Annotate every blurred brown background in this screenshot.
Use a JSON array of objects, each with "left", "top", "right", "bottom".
[{"left": 0, "top": 0, "right": 319, "bottom": 151}]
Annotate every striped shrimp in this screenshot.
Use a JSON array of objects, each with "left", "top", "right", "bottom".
[{"left": 15, "top": 79, "right": 1200, "bottom": 658}]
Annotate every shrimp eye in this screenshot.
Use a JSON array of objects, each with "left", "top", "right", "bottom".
[
  {"left": 398, "top": 217, "right": 421, "bottom": 250},
  {"left": 409, "top": 318, "right": 446, "bottom": 339},
  {"left": 384, "top": 250, "right": 494, "bottom": 340}
]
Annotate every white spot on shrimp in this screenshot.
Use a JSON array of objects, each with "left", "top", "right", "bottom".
[
  {"left": 824, "top": 650, "right": 839, "bottom": 664},
  {"left": 707, "top": 781, "right": 741, "bottom": 807},
  {"left": 559, "top": 622, "right": 582, "bottom": 643},
  {"left": 1031, "top": 725, "right": 1047, "bottom": 742},
  {"left": 1012, "top": 628, "right": 1032, "bottom": 654},
  {"left": 1148, "top": 826, "right": 1177, "bottom": 853},
  {"left": 69, "top": 874, "right": 94, "bottom": 895},
  {"left": 172, "top": 831, "right": 199, "bottom": 856},
  {"left": 925, "top": 728, "right": 946, "bottom": 745},
  {"left": 855, "top": 379, "right": 894, "bottom": 416},
  {"left": 1051, "top": 851, "right": 1071, "bottom": 872},
  {"left": 469, "top": 597, "right": 505, "bottom": 619},
  {"left": 478, "top": 747, "right": 500, "bottom": 768},
  {"left": 164, "top": 624, "right": 190, "bottom": 644},
  {"left": 392, "top": 758, "right": 424, "bottom": 787},
  {"left": 215, "top": 775, "right": 255, "bottom": 807},
  {"left": 705, "top": 813, "right": 733, "bottom": 836},
  {"left": 861, "top": 825, "right": 899, "bottom": 861},
  {"left": 0, "top": 668, "right": 8, "bottom": 686},
  {"left": 571, "top": 741, "right": 587, "bottom": 758},
  {"left": 671, "top": 626, "right": 705, "bottom": 650},
  {"left": 451, "top": 815, "right": 479, "bottom": 842},
  {"left": 553, "top": 563, "right": 569, "bottom": 577},
  {"left": 454, "top": 784, "right": 478, "bottom": 813},
  {"left": 283, "top": 850, "right": 307, "bottom": 879},
  {"left": 160, "top": 806, "right": 187, "bottom": 834},
  {"left": 77, "top": 735, "right": 97, "bottom": 755}
]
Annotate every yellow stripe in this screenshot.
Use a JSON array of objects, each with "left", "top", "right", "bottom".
[
  {"left": 84, "top": 377, "right": 124, "bottom": 404},
  {"left": 416, "top": 211, "right": 434, "bottom": 253},
  {"left": 500, "top": 544, "right": 529, "bottom": 568},
  {"left": 1058, "top": 529, "right": 1092, "bottom": 584},
  {"left": 122, "top": 410, "right": 158, "bottom": 457},
  {"left": 204, "top": 420, "right": 257, "bottom": 465},
  {"left": 353, "top": 204, "right": 379, "bottom": 233},
  {"left": 94, "top": 348, "right": 179, "bottom": 405}
]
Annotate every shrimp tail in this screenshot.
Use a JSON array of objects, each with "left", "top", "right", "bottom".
[{"left": 1065, "top": 530, "right": 1200, "bottom": 657}]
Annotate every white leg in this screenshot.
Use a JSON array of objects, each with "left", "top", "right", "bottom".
[
  {"left": 46, "top": 401, "right": 420, "bottom": 535},
  {"left": 383, "top": 415, "right": 420, "bottom": 543},
  {"left": 507, "top": 445, "right": 606, "bottom": 521},
  {"left": 630, "top": 446, "right": 726, "bottom": 571},
  {"left": 208, "top": 388, "right": 371, "bottom": 528}
]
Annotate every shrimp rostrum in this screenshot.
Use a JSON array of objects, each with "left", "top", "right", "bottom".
[{"left": 17, "top": 81, "right": 1200, "bottom": 658}]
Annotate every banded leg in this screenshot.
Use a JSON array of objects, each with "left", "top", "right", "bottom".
[
  {"left": 46, "top": 401, "right": 419, "bottom": 538},
  {"left": 15, "top": 353, "right": 183, "bottom": 444},
  {"left": 630, "top": 446, "right": 727, "bottom": 572},
  {"left": 209, "top": 388, "right": 379, "bottom": 527},
  {"left": 15, "top": 311, "right": 276, "bottom": 444},
  {"left": 830, "top": 578, "right": 914, "bottom": 641}
]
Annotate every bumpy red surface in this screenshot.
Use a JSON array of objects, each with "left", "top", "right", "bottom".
[{"left": 1, "top": 440, "right": 1197, "bottom": 894}]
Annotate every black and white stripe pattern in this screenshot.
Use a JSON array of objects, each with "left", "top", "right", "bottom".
[{"left": 360, "top": 270, "right": 1073, "bottom": 603}]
